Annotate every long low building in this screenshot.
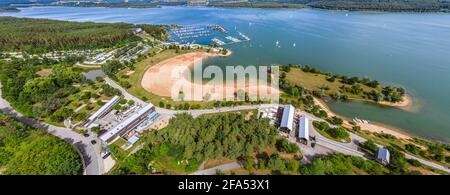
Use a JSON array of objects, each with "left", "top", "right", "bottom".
[
  {"left": 85, "top": 96, "right": 120, "bottom": 126},
  {"left": 279, "top": 104, "right": 294, "bottom": 132},
  {"left": 298, "top": 116, "right": 309, "bottom": 144},
  {"left": 100, "top": 104, "right": 155, "bottom": 144}
]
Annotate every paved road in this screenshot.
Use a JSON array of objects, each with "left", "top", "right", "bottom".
[
  {"left": 190, "top": 162, "right": 242, "bottom": 175},
  {"left": 0, "top": 84, "right": 103, "bottom": 175},
  {"left": 104, "top": 77, "right": 147, "bottom": 106}
]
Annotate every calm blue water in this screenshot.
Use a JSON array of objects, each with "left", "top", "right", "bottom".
[{"left": 2, "top": 6, "right": 450, "bottom": 142}]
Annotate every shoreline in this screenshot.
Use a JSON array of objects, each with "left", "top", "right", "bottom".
[
  {"left": 313, "top": 97, "right": 413, "bottom": 140},
  {"left": 378, "top": 94, "right": 413, "bottom": 110}
]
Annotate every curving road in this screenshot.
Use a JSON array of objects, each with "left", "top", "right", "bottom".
[{"left": 0, "top": 84, "right": 103, "bottom": 175}]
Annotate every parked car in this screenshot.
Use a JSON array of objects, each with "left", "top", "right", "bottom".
[{"left": 91, "top": 140, "right": 97, "bottom": 145}]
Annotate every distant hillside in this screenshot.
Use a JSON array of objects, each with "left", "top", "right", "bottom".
[
  {"left": 305, "top": 0, "right": 449, "bottom": 12},
  {"left": 210, "top": 0, "right": 449, "bottom": 12}
]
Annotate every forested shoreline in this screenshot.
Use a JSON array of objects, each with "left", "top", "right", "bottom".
[
  {"left": 207, "top": 0, "right": 450, "bottom": 12},
  {"left": 0, "top": 17, "right": 166, "bottom": 54}
]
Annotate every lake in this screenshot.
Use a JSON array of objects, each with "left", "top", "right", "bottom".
[{"left": 2, "top": 6, "right": 450, "bottom": 142}]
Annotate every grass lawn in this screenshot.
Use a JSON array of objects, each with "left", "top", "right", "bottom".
[{"left": 286, "top": 68, "right": 382, "bottom": 101}]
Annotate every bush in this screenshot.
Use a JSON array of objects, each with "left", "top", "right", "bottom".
[
  {"left": 276, "top": 139, "right": 299, "bottom": 154},
  {"left": 407, "top": 159, "right": 422, "bottom": 167},
  {"left": 326, "top": 127, "right": 350, "bottom": 140},
  {"left": 405, "top": 144, "right": 421, "bottom": 155},
  {"left": 329, "top": 116, "right": 343, "bottom": 125},
  {"left": 359, "top": 140, "right": 379, "bottom": 156}
]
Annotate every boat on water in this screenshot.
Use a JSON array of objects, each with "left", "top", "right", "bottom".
[
  {"left": 238, "top": 31, "right": 251, "bottom": 41},
  {"left": 353, "top": 117, "right": 370, "bottom": 124}
]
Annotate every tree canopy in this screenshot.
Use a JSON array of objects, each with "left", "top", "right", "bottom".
[
  {"left": 0, "top": 16, "right": 166, "bottom": 53},
  {"left": 0, "top": 113, "right": 82, "bottom": 175}
]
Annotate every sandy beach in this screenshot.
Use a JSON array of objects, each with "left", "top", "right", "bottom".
[
  {"left": 141, "top": 51, "right": 279, "bottom": 101},
  {"left": 378, "top": 94, "right": 413, "bottom": 110},
  {"left": 313, "top": 97, "right": 412, "bottom": 140}
]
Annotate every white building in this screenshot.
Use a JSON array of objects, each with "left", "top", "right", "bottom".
[
  {"left": 377, "top": 147, "right": 390, "bottom": 165},
  {"left": 129, "top": 28, "right": 143, "bottom": 35},
  {"left": 297, "top": 116, "right": 309, "bottom": 144},
  {"left": 99, "top": 104, "right": 155, "bottom": 144},
  {"left": 279, "top": 104, "right": 294, "bottom": 133},
  {"left": 85, "top": 96, "right": 120, "bottom": 126}
]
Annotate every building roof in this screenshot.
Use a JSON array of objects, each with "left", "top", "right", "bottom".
[
  {"left": 88, "top": 96, "right": 120, "bottom": 121},
  {"left": 100, "top": 104, "right": 154, "bottom": 143},
  {"left": 280, "top": 104, "right": 294, "bottom": 131},
  {"left": 129, "top": 28, "right": 143, "bottom": 32},
  {"left": 127, "top": 135, "right": 140, "bottom": 145},
  {"left": 298, "top": 116, "right": 309, "bottom": 140},
  {"left": 377, "top": 147, "right": 390, "bottom": 163}
]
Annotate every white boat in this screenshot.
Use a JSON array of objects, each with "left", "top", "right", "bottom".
[{"left": 238, "top": 31, "right": 251, "bottom": 41}]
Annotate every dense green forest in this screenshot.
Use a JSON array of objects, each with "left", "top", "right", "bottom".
[
  {"left": 0, "top": 56, "right": 87, "bottom": 122},
  {"left": 113, "top": 112, "right": 278, "bottom": 174},
  {"left": 0, "top": 17, "right": 166, "bottom": 53},
  {"left": 0, "top": 113, "right": 82, "bottom": 175}
]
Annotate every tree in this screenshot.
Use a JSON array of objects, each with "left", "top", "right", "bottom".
[
  {"left": 0, "top": 114, "right": 82, "bottom": 175},
  {"left": 359, "top": 140, "right": 379, "bottom": 156},
  {"left": 405, "top": 144, "right": 421, "bottom": 155},
  {"left": 50, "top": 107, "right": 73, "bottom": 122},
  {"left": 326, "top": 127, "right": 349, "bottom": 140},
  {"left": 267, "top": 153, "right": 286, "bottom": 173},
  {"left": 243, "top": 156, "right": 254, "bottom": 171},
  {"left": 386, "top": 146, "right": 407, "bottom": 174},
  {"left": 276, "top": 139, "right": 299, "bottom": 154},
  {"left": 329, "top": 116, "right": 343, "bottom": 126}
]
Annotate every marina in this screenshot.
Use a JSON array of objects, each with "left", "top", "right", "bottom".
[{"left": 167, "top": 24, "right": 250, "bottom": 46}]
